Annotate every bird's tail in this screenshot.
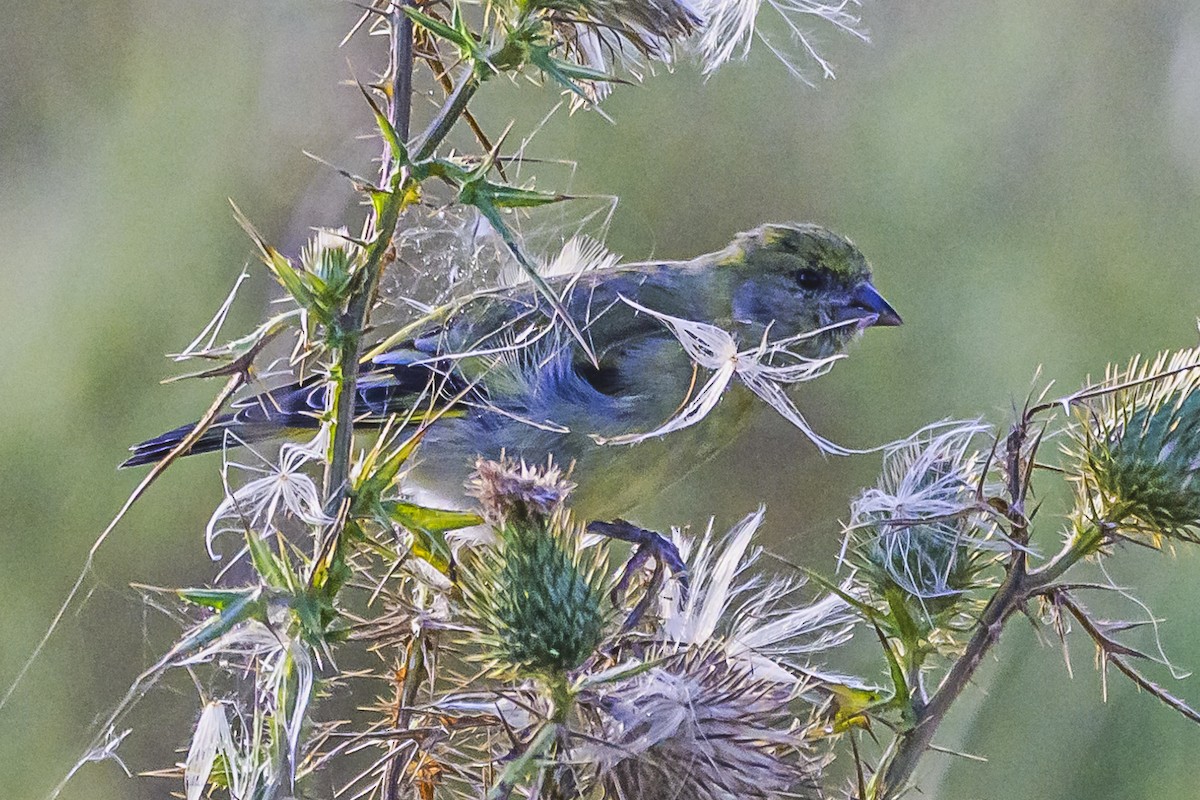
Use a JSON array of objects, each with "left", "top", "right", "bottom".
[{"left": 120, "top": 415, "right": 267, "bottom": 468}]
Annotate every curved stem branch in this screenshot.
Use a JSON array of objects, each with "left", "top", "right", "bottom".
[
  {"left": 1057, "top": 592, "right": 1200, "bottom": 724},
  {"left": 872, "top": 558, "right": 1029, "bottom": 799}
]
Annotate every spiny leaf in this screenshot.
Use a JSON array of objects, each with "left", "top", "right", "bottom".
[
  {"left": 407, "top": 527, "right": 454, "bottom": 576},
  {"left": 232, "top": 203, "right": 322, "bottom": 315},
  {"left": 402, "top": 4, "right": 477, "bottom": 54},
  {"left": 460, "top": 178, "right": 572, "bottom": 210},
  {"left": 354, "top": 428, "right": 426, "bottom": 507},
  {"left": 527, "top": 43, "right": 621, "bottom": 106},
  {"left": 386, "top": 501, "right": 483, "bottom": 534},
  {"left": 163, "top": 589, "right": 266, "bottom": 663},
  {"left": 178, "top": 587, "right": 260, "bottom": 612},
  {"left": 872, "top": 622, "right": 912, "bottom": 721},
  {"left": 412, "top": 156, "right": 469, "bottom": 185},
  {"left": 533, "top": 48, "right": 620, "bottom": 84},
  {"left": 358, "top": 82, "right": 408, "bottom": 165},
  {"left": 246, "top": 530, "right": 293, "bottom": 592}
]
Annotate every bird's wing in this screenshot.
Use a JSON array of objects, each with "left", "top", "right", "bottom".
[
  {"left": 230, "top": 349, "right": 474, "bottom": 429},
  {"left": 434, "top": 264, "right": 683, "bottom": 350},
  {"left": 122, "top": 262, "right": 710, "bottom": 468},
  {"left": 392, "top": 265, "right": 702, "bottom": 417},
  {"left": 213, "top": 263, "right": 700, "bottom": 432}
]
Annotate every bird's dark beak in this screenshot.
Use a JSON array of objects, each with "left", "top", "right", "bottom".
[{"left": 845, "top": 281, "right": 902, "bottom": 327}]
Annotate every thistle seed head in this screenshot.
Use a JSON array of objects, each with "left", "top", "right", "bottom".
[
  {"left": 848, "top": 421, "right": 995, "bottom": 608},
  {"left": 593, "top": 648, "right": 819, "bottom": 800}
]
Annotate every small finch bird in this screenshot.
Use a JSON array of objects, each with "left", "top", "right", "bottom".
[{"left": 123, "top": 222, "right": 900, "bottom": 515}]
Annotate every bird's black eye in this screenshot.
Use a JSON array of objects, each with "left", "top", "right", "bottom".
[{"left": 794, "top": 268, "right": 824, "bottom": 291}]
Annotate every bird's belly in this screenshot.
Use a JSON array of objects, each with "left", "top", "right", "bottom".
[{"left": 407, "top": 385, "right": 758, "bottom": 520}]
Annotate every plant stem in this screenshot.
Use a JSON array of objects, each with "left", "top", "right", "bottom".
[
  {"left": 413, "top": 66, "right": 480, "bottom": 161},
  {"left": 872, "top": 558, "right": 1029, "bottom": 799},
  {"left": 487, "top": 722, "right": 560, "bottom": 800},
  {"left": 1027, "top": 522, "right": 1108, "bottom": 588},
  {"left": 533, "top": 675, "right": 574, "bottom": 799},
  {"left": 390, "top": 3, "right": 413, "bottom": 148},
  {"left": 869, "top": 416, "right": 1095, "bottom": 797},
  {"left": 382, "top": 625, "right": 427, "bottom": 800},
  {"left": 873, "top": 510, "right": 1126, "bottom": 796},
  {"left": 324, "top": 4, "right": 416, "bottom": 506},
  {"left": 324, "top": 20, "right": 492, "bottom": 512},
  {"left": 1057, "top": 592, "right": 1200, "bottom": 724}
]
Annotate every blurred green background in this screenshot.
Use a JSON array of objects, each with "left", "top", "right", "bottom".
[{"left": 3, "top": 1, "right": 1200, "bottom": 797}]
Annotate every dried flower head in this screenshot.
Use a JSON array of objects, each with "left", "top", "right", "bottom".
[
  {"left": 561, "top": 0, "right": 702, "bottom": 57},
  {"left": 550, "top": 0, "right": 703, "bottom": 93},
  {"left": 468, "top": 455, "right": 576, "bottom": 526},
  {"left": 592, "top": 648, "right": 818, "bottom": 800},
  {"left": 1069, "top": 348, "right": 1200, "bottom": 543},
  {"left": 847, "top": 421, "right": 996, "bottom": 607}
]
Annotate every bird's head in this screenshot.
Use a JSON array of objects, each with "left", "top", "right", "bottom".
[{"left": 718, "top": 222, "right": 901, "bottom": 357}]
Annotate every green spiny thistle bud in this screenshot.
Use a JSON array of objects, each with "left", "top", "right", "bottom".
[
  {"left": 464, "top": 457, "right": 604, "bottom": 677},
  {"left": 301, "top": 228, "right": 356, "bottom": 299},
  {"left": 1070, "top": 349, "right": 1200, "bottom": 543}
]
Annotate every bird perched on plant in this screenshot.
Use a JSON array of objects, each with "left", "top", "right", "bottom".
[{"left": 123, "top": 222, "right": 900, "bottom": 515}]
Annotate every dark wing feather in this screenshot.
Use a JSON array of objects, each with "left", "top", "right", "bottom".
[
  {"left": 122, "top": 348, "right": 474, "bottom": 467},
  {"left": 230, "top": 349, "right": 475, "bottom": 428}
]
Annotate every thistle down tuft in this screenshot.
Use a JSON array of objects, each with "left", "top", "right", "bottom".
[
  {"left": 206, "top": 433, "right": 331, "bottom": 560},
  {"left": 847, "top": 421, "right": 997, "bottom": 611},
  {"left": 693, "top": 0, "right": 869, "bottom": 80},
  {"left": 660, "top": 507, "right": 855, "bottom": 682}
]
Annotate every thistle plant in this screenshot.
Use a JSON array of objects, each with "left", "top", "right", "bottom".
[
  {"left": 834, "top": 348, "right": 1200, "bottom": 799},
  {"left": 319, "top": 461, "right": 844, "bottom": 799},
  {"left": 23, "top": 4, "right": 1200, "bottom": 800},
  {"left": 842, "top": 423, "right": 1000, "bottom": 667}
]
